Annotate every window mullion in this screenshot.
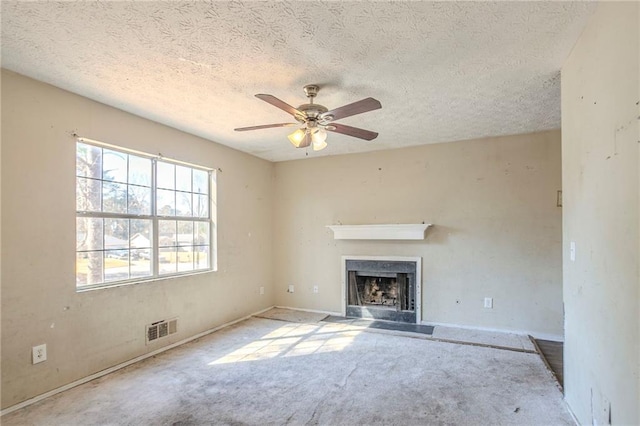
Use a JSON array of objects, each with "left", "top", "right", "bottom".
[{"left": 77, "top": 211, "right": 153, "bottom": 220}]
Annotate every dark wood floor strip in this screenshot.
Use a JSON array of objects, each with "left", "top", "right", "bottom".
[{"left": 532, "top": 337, "right": 564, "bottom": 389}]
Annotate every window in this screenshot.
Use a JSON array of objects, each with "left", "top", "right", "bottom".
[{"left": 76, "top": 140, "right": 214, "bottom": 289}]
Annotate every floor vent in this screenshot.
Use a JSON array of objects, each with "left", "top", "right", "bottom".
[{"left": 146, "top": 318, "right": 178, "bottom": 344}]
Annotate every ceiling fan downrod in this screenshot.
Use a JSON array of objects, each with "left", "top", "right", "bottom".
[
  {"left": 303, "top": 84, "right": 319, "bottom": 102},
  {"left": 296, "top": 85, "right": 328, "bottom": 124}
]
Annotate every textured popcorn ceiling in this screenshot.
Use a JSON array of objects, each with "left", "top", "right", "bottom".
[{"left": 1, "top": 1, "right": 595, "bottom": 162}]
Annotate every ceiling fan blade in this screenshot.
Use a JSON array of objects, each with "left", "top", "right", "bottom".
[
  {"left": 255, "top": 94, "right": 304, "bottom": 118},
  {"left": 327, "top": 123, "right": 379, "bottom": 141},
  {"left": 234, "top": 123, "right": 298, "bottom": 132},
  {"left": 320, "top": 97, "right": 381, "bottom": 122}
]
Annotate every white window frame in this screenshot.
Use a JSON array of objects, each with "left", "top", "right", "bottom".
[{"left": 75, "top": 138, "right": 216, "bottom": 290}]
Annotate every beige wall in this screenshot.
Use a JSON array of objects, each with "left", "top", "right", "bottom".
[
  {"left": 0, "top": 70, "right": 275, "bottom": 409},
  {"left": 1, "top": 68, "right": 569, "bottom": 412},
  {"left": 273, "top": 131, "right": 563, "bottom": 338},
  {"left": 561, "top": 3, "right": 639, "bottom": 425}
]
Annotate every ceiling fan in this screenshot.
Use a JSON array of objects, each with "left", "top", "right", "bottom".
[{"left": 234, "top": 85, "right": 382, "bottom": 151}]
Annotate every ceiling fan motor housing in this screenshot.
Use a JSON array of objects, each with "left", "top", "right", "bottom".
[{"left": 296, "top": 103, "right": 328, "bottom": 123}]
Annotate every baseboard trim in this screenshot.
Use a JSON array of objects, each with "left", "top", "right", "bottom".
[
  {"left": 0, "top": 305, "right": 275, "bottom": 417},
  {"left": 565, "top": 398, "right": 580, "bottom": 426},
  {"left": 274, "top": 305, "right": 342, "bottom": 317},
  {"left": 423, "top": 320, "right": 564, "bottom": 342}
]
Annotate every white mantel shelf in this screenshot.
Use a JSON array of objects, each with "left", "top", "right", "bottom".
[{"left": 327, "top": 224, "right": 432, "bottom": 240}]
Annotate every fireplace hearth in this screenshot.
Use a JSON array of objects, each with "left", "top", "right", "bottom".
[{"left": 344, "top": 257, "right": 420, "bottom": 324}]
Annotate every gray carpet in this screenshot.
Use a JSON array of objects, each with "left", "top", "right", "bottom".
[{"left": 3, "top": 317, "right": 572, "bottom": 425}]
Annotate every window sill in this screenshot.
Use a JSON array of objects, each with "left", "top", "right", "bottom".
[{"left": 76, "top": 269, "right": 215, "bottom": 293}]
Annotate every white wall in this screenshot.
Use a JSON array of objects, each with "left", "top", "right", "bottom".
[
  {"left": 273, "top": 131, "right": 563, "bottom": 338},
  {"left": 0, "top": 70, "right": 275, "bottom": 409},
  {"left": 561, "top": 2, "right": 639, "bottom": 424}
]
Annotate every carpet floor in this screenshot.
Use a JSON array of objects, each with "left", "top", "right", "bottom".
[{"left": 3, "top": 317, "right": 572, "bottom": 425}]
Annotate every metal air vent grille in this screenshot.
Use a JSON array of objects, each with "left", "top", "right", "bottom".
[{"left": 146, "top": 318, "right": 178, "bottom": 344}]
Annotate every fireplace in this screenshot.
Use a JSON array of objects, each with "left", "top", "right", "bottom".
[{"left": 343, "top": 257, "right": 421, "bottom": 324}]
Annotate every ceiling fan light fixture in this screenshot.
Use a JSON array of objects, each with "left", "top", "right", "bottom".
[
  {"left": 312, "top": 128, "right": 328, "bottom": 151},
  {"left": 312, "top": 139, "right": 328, "bottom": 151},
  {"left": 287, "top": 128, "right": 307, "bottom": 147}
]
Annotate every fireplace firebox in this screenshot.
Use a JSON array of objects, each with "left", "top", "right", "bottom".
[{"left": 344, "top": 258, "right": 420, "bottom": 324}]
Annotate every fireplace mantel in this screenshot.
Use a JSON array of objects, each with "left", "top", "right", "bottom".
[{"left": 327, "top": 224, "right": 431, "bottom": 240}]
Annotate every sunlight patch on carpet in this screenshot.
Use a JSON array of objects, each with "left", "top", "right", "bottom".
[{"left": 209, "top": 323, "right": 362, "bottom": 365}]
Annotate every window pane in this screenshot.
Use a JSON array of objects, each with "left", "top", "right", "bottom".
[
  {"left": 131, "top": 219, "right": 152, "bottom": 248},
  {"left": 77, "top": 178, "right": 102, "bottom": 212},
  {"left": 195, "top": 222, "right": 210, "bottom": 245},
  {"left": 103, "top": 149, "right": 128, "bottom": 183},
  {"left": 105, "top": 218, "right": 129, "bottom": 249},
  {"left": 159, "top": 220, "right": 177, "bottom": 247},
  {"left": 157, "top": 189, "right": 175, "bottom": 216},
  {"left": 77, "top": 217, "right": 104, "bottom": 251},
  {"left": 103, "top": 181, "right": 127, "bottom": 213},
  {"left": 176, "top": 192, "right": 193, "bottom": 217},
  {"left": 157, "top": 162, "right": 175, "bottom": 190},
  {"left": 194, "top": 194, "right": 209, "bottom": 218},
  {"left": 105, "top": 250, "right": 130, "bottom": 282},
  {"left": 131, "top": 249, "right": 152, "bottom": 278},
  {"left": 177, "top": 221, "right": 194, "bottom": 246},
  {"left": 193, "top": 169, "right": 208, "bottom": 195},
  {"left": 76, "top": 143, "right": 102, "bottom": 179},
  {"left": 176, "top": 165, "right": 192, "bottom": 192},
  {"left": 129, "top": 155, "right": 151, "bottom": 186},
  {"left": 194, "top": 246, "right": 209, "bottom": 270},
  {"left": 159, "top": 248, "right": 178, "bottom": 274},
  {"left": 128, "top": 185, "right": 151, "bottom": 215},
  {"left": 77, "top": 251, "right": 103, "bottom": 287},
  {"left": 177, "top": 248, "right": 194, "bottom": 272}
]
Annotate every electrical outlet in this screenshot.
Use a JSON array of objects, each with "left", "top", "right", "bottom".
[
  {"left": 32, "top": 344, "right": 47, "bottom": 364},
  {"left": 259, "top": 286, "right": 264, "bottom": 295},
  {"left": 484, "top": 297, "right": 493, "bottom": 309},
  {"left": 288, "top": 285, "right": 294, "bottom": 293},
  {"left": 313, "top": 285, "right": 319, "bottom": 294}
]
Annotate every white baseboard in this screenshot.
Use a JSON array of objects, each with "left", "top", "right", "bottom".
[
  {"left": 274, "top": 305, "right": 342, "bottom": 317},
  {"left": 423, "top": 320, "right": 564, "bottom": 342},
  {"left": 565, "top": 398, "right": 580, "bottom": 426},
  {"left": 1, "top": 305, "right": 275, "bottom": 417}
]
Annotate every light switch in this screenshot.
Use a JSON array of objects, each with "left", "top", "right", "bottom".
[{"left": 570, "top": 241, "right": 576, "bottom": 262}]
